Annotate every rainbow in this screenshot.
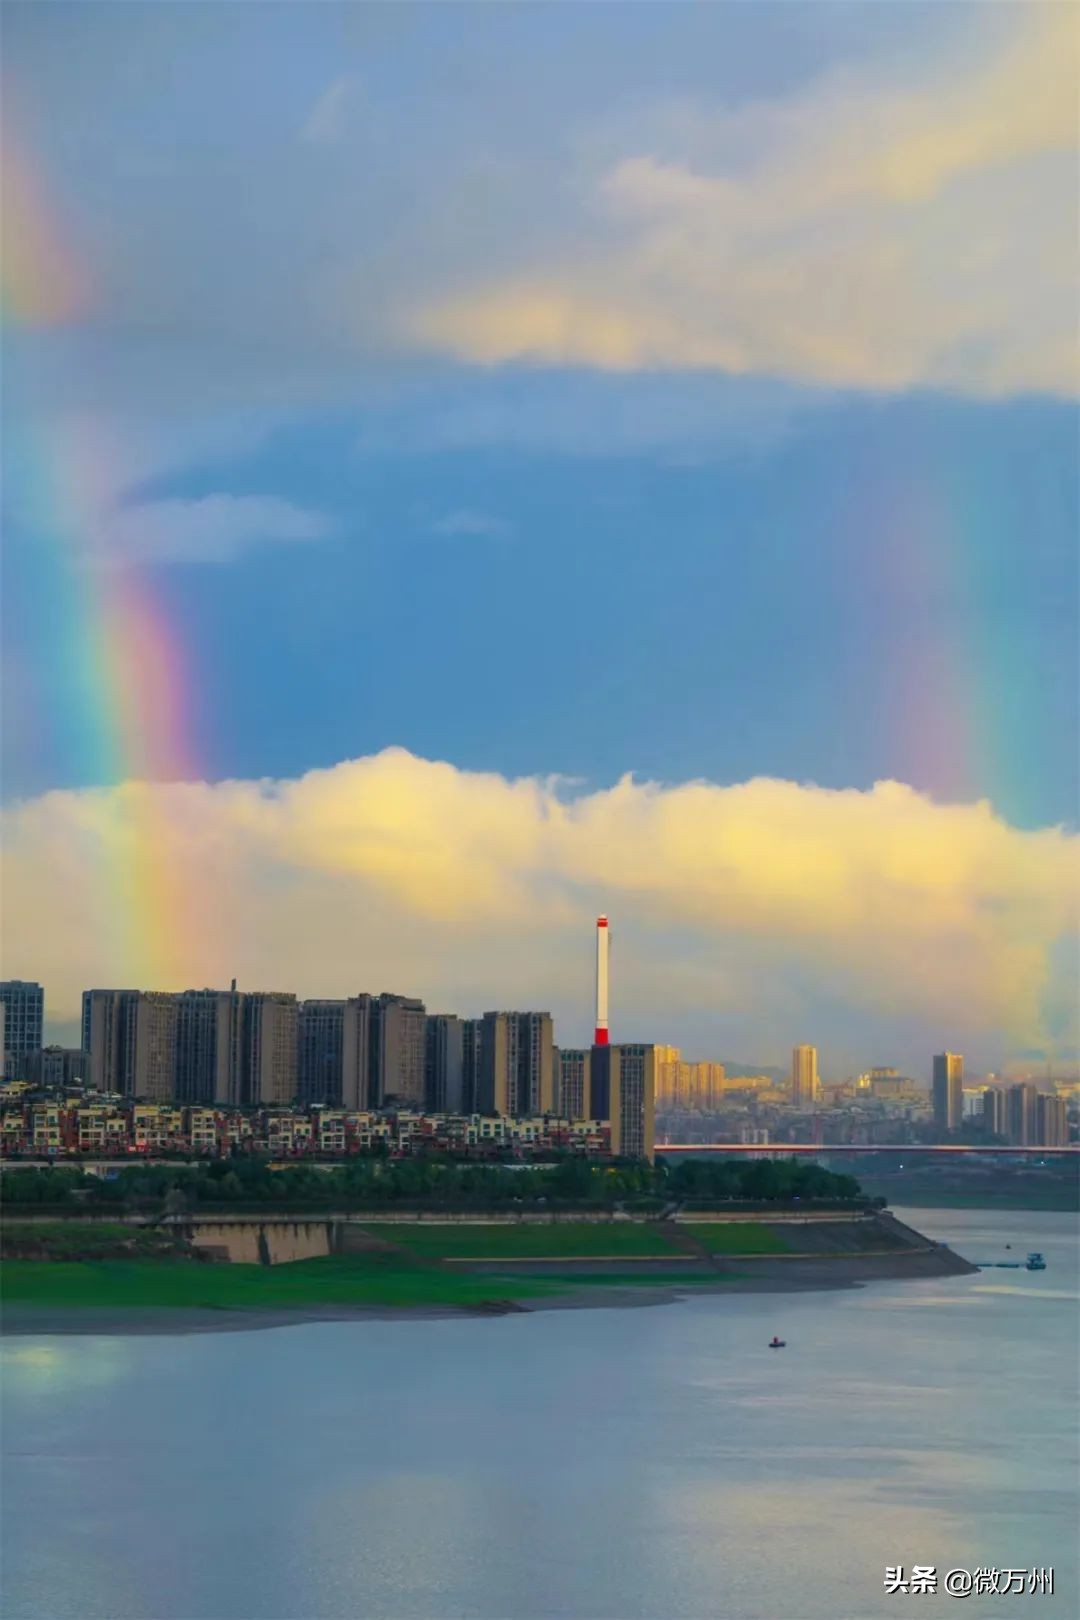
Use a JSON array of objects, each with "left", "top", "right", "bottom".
[
  {"left": 835, "top": 433, "right": 1051, "bottom": 826},
  {"left": 3, "top": 116, "right": 201, "bottom": 989}
]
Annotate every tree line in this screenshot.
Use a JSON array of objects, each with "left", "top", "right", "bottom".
[{"left": 0, "top": 1154, "right": 863, "bottom": 1211}]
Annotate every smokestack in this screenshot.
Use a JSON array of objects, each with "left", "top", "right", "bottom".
[{"left": 594, "top": 915, "right": 609, "bottom": 1046}]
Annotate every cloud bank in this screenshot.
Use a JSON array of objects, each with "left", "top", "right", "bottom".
[
  {"left": 410, "top": 8, "right": 1078, "bottom": 396},
  {"left": 3, "top": 749, "right": 1075, "bottom": 1073}
]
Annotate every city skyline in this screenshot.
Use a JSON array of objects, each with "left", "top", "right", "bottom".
[
  {"left": 9, "top": 971, "right": 1068, "bottom": 1093},
  {"left": 2, "top": 5, "right": 1077, "bottom": 1080}
]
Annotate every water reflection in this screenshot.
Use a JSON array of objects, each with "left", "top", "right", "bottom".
[{"left": 1, "top": 1338, "right": 131, "bottom": 1397}]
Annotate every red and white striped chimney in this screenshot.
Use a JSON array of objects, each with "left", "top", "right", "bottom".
[{"left": 594, "top": 915, "right": 609, "bottom": 1046}]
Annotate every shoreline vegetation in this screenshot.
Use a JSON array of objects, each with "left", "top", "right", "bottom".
[{"left": 0, "top": 1159, "right": 979, "bottom": 1334}]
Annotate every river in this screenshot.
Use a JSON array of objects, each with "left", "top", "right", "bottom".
[{"left": 1, "top": 1207, "right": 1076, "bottom": 1620}]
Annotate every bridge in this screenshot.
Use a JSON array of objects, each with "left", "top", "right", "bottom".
[{"left": 655, "top": 1143, "right": 1077, "bottom": 1156}]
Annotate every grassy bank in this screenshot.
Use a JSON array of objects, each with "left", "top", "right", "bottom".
[
  {"left": 360, "top": 1221, "right": 681, "bottom": 1259},
  {"left": 1, "top": 1252, "right": 557, "bottom": 1312},
  {"left": 679, "top": 1223, "right": 791, "bottom": 1255}
]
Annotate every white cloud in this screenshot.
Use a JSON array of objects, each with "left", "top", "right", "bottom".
[
  {"left": 100, "top": 493, "right": 332, "bottom": 566},
  {"left": 408, "top": 8, "right": 1079, "bottom": 396},
  {"left": 2, "top": 749, "right": 1076, "bottom": 1072},
  {"left": 428, "top": 509, "right": 510, "bottom": 539}
]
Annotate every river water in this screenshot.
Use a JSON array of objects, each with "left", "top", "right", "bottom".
[{"left": 2, "top": 1208, "right": 1076, "bottom": 1620}]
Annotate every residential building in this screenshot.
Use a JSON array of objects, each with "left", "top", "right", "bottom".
[
  {"left": 932, "top": 1052, "right": 964, "bottom": 1134},
  {"left": 175, "top": 989, "right": 238, "bottom": 1104},
  {"left": 0, "top": 981, "right": 44, "bottom": 1072},
  {"left": 81, "top": 989, "right": 177, "bottom": 1099},
  {"left": 476, "top": 1011, "right": 554, "bottom": 1116},
  {"left": 74, "top": 1102, "right": 129, "bottom": 1156},
  {"left": 425, "top": 1014, "right": 464, "bottom": 1113},
  {"left": 506, "top": 1011, "right": 554, "bottom": 1116},
  {"left": 981, "top": 1088, "right": 1007, "bottom": 1138},
  {"left": 236, "top": 993, "right": 298, "bottom": 1106},
  {"left": 462, "top": 1018, "right": 483, "bottom": 1113},
  {"left": 1005, "top": 1082, "right": 1037, "bottom": 1146},
  {"left": 606, "top": 1043, "right": 656, "bottom": 1161},
  {"left": 1036, "top": 1093, "right": 1069, "bottom": 1147},
  {"left": 369, "top": 994, "right": 426, "bottom": 1108},
  {"left": 558, "top": 1048, "right": 592, "bottom": 1121},
  {"left": 297, "top": 997, "right": 370, "bottom": 1108},
  {"left": 18, "top": 1047, "right": 91, "bottom": 1088},
  {"left": 658, "top": 1059, "right": 728, "bottom": 1110},
  {"left": 791, "top": 1045, "right": 820, "bottom": 1106},
  {"left": 476, "top": 1011, "right": 510, "bottom": 1113},
  {"left": 82, "top": 989, "right": 139, "bottom": 1093},
  {"left": 132, "top": 1104, "right": 186, "bottom": 1153}
]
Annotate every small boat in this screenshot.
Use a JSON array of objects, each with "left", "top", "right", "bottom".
[
  {"left": 1025, "top": 1252, "right": 1046, "bottom": 1271},
  {"left": 768, "top": 1337, "right": 786, "bottom": 1349}
]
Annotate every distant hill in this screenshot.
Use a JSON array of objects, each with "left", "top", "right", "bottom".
[{"left": 716, "top": 1062, "right": 789, "bottom": 1083}]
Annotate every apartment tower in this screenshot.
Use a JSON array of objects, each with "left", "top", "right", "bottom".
[
  {"left": 932, "top": 1052, "right": 964, "bottom": 1135},
  {"left": 791, "top": 1045, "right": 820, "bottom": 1106}
]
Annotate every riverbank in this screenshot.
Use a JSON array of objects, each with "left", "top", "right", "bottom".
[
  {"left": 0, "top": 1212, "right": 976, "bottom": 1335},
  {"left": 0, "top": 1252, "right": 976, "bottom": 1336}
]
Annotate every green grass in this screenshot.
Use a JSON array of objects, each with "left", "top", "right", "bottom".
[
  {"left": 360, "top": 1221, "right": 682, "bottom": 1259},
  {"left": 0, "top": 1252, "right": 560, "bottom": 1312},
  {"left": 679, "top": 1222, "right": 791, "bottom": 1255}
]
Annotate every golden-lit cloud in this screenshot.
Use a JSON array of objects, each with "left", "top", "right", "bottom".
[
  {"left": 2, "top": 749, "right": 1076, "bottom": 1071},
  {"left": 409, "top": 8, "right": 1079, "bottom": 395}
]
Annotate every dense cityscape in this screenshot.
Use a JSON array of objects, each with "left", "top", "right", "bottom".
[{"left": 1, "top": 975, "right": 1073, "bottom": 1164}]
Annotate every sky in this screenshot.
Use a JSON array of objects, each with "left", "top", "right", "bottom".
[{"left": 1, "top": 2, "right": 1077, "bottom": 1077}]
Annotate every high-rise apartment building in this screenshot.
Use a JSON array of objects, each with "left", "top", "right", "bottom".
[
  {"left": 0, "top": 981, "right": 45, "bottom": 1072},
  {"left": 1005, "top": 1081, "right": 1037, "bottom": 1147},
  {"left": 369, "top": 994, "right": 426, "bottom": 1108},
  {"left": 791, "top": 1045, "right": 820, "bottom": 1106},
  {"left": 425, "top": 1014, "right": 464, "bottom": 1113},
  {"left": 476, "top": 1012, "right": 509, "bottom": 1113},
  {"left": 83, "top": 989, "right": 136, "bottom": 1093},
  {"left": 657, "top": 1059, "right": 727, "bottom": 1110},
  {"left": 558, "top": 1048, "right": 592, "bottom": 1121},
  {"left": 19, "top": 1047, "right": 91, "bottom": 1087},
  {"left": 462, "top": 1018, "right": 483, "bottom": 1113},
  {"left": 654, "top": 1045, "right": 680, "bottom": 1107},
  {"left": 175, "top": 989, "right": 239, "bottom": 1104},
  {"left": 296, "top": 998, "right": 370, "bottom": 1109},
  {"left": 474, "top": 1011, "right": 554, "bottom": 1116},
  {"left": 932, "top": 1052, "right": 964, "bottom": 1134},
  {"left": 506, "top": 1011, "right": 554, "bottom": 1116},
  {"left": 299, "top": 1000, "right": 341, "bottom": 1106},
  {"left": 590, "top": 1043, "right": 655, "bottom": 1160},
  {"left": 81, "top": 989, "right": 177, "bottom": 1099},
  {"left": 610, "top": 1043, "right": 656, "bottom": 1161},
  {"left": 1035, "top": 1092, "right": 1068, "bottom": 1147},
  {"left": 981, "top": 1087, "right": 1007, "bottom": 1138},
  {"left": 236, "top": 992, "right": 298, "bottom": 1106}
]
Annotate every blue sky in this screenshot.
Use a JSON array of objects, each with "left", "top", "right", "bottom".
[{"left": 2, "top": 3, "right": 1077, "bottom": 1071}]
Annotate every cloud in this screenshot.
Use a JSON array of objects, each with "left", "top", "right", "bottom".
[
  {"left": 2, "top": 749, "right": 1076, "bottom": 1072},
  {"left": 428, "top": 509, "right": 510, "bottom": 539},
  {"left": 99, "top": 493, "right": 332, "bottom": 566},
  {"left": 408, "top": 8, "right": 1078, "bottom": 396}
]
